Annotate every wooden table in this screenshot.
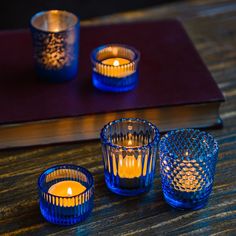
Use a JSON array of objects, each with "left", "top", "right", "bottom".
[{"left": 1, "top": 0, "right": 236, "bottom": 235}]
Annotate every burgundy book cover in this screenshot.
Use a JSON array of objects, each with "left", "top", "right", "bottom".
[{"left": 0, "top": 20, "right": 224, "bottom": 125}]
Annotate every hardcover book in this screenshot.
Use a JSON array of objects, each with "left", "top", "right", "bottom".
[{"left": 0, "top": 20, "right": 224, "bottom": 149}]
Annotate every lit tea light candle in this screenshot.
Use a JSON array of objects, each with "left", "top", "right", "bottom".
[
  {"left": 91, "top": 44, "right": 140, "bottom": 92},
  {"left": 116, "top": 154, "right": 143, "bottom": 178},
  {"left": 101, "top": 118, "right": 160, "bottom": 196},
  {"left": 48, "top": 180, "right": 86, "bottom": 207},
  {"left": 115, "top": 138, "right": 145, "bottom": 179},
  {"left": 38, "top": 165, "right": 94, "bottom": 225},
  {"left": 102, "top": 58, "right": 130, "bottom": 66}
]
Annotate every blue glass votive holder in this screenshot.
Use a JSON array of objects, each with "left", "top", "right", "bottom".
[
  {"left": 91, "top": 44, "right": 140, "bottom": 92},
  {"left": 159, "top": 129, "right": 218, "bottom": 210},
  {"left": 30, "top": 10, "right": 79, "bottom": 82},
  {"left": 100, "top": 118, "right": 160, "bottom": 196},
  {"left": 38, "top": 164, "right": 94, "bottom": 225}
]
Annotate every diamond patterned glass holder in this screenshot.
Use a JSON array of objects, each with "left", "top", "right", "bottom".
[
  {"left": 91, "top": 44, "right": 140, "bottom": 92},
  {"left": 30, "top": 10, "right": 79, "bottom": 82},
  {"left": 100, "top": 118, "right": 160, "bottom": 196},
  {"left": 159, "top": 128, "right": 218, "bottom": 210},
  {"left": 38, "top": 164, "right": 94, "bottom": 225}
]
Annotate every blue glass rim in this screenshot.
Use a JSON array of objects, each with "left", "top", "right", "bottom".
[
  {"left": 38, "top": 164, "right": 94, "bottom": 199},
  {"left": 91, "top": 43, "right": 140, "bottom": 67},
  {"left": 100, "top": 118, "right": 160, "bottom": 151},
  {"left": 159, "top": 128, "right": 219, "bottom": 160},
  {"left": 30, "top": 10, "right": 80, "bottom": 33}
]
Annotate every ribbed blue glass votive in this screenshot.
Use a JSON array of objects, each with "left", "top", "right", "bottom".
[
  {"left": 30, "top": 10, "right": 79, "bottom": 82},
  {"left": 159, "top": 129, "right": 218, "bottom": 210},
  {"left": 100, "top": 118, "right": 160, "bottom": 196},
  {"left": 91, "top": 44, "right": 140, "bottom": 92},
  {"left": 38, "top": 164, "right": 94, "bottom": 225}
]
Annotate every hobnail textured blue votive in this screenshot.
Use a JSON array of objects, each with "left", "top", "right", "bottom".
[
  {"left": 38, "top": 164, "right": 94, "bottom": 225},
  {"left": 30, "top": 10, "right": 79, "bottom": 82},
  {"left": 100, "top": 118, "right": 160, "bottom": 196},
  {"left": 159, "top": 129, "right": 218, "bottom": 210},
  {"left": 91, "top": 44, "right": 140, "bottom": 92}
]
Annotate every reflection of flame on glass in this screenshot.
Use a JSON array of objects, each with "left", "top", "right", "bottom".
[
  {"left": 128, "top": 125, "right": 133, "bottom": 131},
  {"left": 172, "top": 159, "right": 201, "bottom": 192},
  {"left": 67, "top": 187, "right": 72, "bottom": 196},
  {"left": 113, "top": 60, "right": 120, "bottom": 66}
]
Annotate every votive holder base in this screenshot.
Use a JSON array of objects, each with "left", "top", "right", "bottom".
[
  {"left": 92, "top": 71, "right": 138, "bottom": 92},
  {"left": 163, "top": 189, "right": 210, "bottom": 210},
  {"left": 105, "top": 175, "right": 152, "bottom": 196}
]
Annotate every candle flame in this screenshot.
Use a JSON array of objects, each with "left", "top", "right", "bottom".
[
  {"left": 113, "top": 60, "right": 120, "bottom": 66},
  {"left": 67, "top": 187, "right": 72, "bottom": 196},
  {"left": 128, "top": 140, "right": 133, "bottom": 146}
]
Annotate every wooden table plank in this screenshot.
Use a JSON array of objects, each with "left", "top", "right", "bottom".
[{"left": 1, "top": 0, "right": 236, "bottom": 235}]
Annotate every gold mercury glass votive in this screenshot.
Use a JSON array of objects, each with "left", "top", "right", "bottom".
[{"left": 30, "top": 10, "right": 79, "bottom": 82}]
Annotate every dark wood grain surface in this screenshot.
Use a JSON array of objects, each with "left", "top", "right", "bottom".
[{"left": 1, "top": 0, "right": 236, "bottom": 235}]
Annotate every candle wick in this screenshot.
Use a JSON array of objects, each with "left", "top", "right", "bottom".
[
  {"left": 67, "top": 187, "right": 73, "bottom": 196},
  {"left": 113, "top": 60, "right": 119, "bottom": 66}
]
